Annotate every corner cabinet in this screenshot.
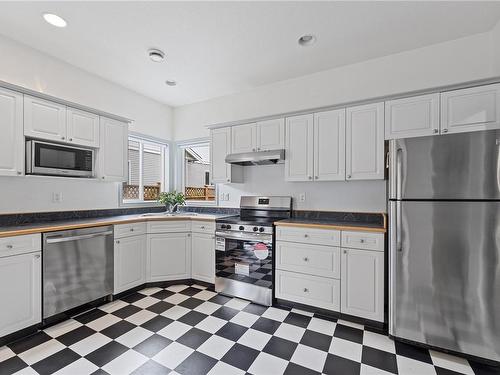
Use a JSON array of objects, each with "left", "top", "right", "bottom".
[
  {"left": 346, "top": 102, "right": 385, "bottom": 180},
  {"left": 98, "top": 117, "right": 128, "bottom": 182},
  {"left": 210, "top": 127, "right": 242, "bottom": 184},
  {"left": 0, "top": 87, "right": 24, "bottom": 176},
  {"left": 191, "top": 232, "right": 215, "bottom": 283},
  {"left": 147, "top": 232, "right": 192, "bottom": 282}
]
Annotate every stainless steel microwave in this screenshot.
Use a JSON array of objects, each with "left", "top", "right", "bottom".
[{"left": 26, "top": 140, "right": 95, "bottom": 178}]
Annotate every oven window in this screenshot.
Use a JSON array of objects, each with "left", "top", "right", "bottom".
[{"left": 216, "top": 238, "right": 273, "bottom": 289}]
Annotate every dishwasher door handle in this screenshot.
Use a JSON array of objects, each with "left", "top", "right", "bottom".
[{"left": 45, "top": 230, "right": 113, "bottom": 244}]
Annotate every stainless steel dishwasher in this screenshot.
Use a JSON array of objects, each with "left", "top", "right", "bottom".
[{"left": 43, "top": 226, "right": 114, "bottom": 320}]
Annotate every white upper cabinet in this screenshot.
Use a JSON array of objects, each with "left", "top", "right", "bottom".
[
  {"left": 385, "top": 93, "right": 439, "bottom": 139},
  {"left": 211, "top": 127, "right": 242, "bottom": 183},
  {"left": 98, "top": 117, "right": 128, "bottom": 182},
  {"left": 0, "top": 87, "right": 24, "bottom": 176},
  {"left": 256, "top": 118, "right": 285, "bottom": 151},
  {"left": 314, "top": 109, "right": 346, "bottom": 181},
  {"left": 346, "top": 102, "right": 385, "bottom": 180},
  {"left": 231, "top": 123, "right": 257, "bottom": 153},
  {"left": 66, "top": 108, "right": 100, "bottom": 147},
  {"left": 285, "top": 114, "right": 314, "bottom": 181},
  {"left": 441, "top": 83, "right": 500, "bottom": 134},
  {"left": 24, "top": 95, "right": 66, "bottom": 142}
]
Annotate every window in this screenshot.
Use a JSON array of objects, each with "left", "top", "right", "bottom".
[
  {"left": 179, "top": 141, "right": 215, "bottom": 203},
  {"left": 122, "top": 136, "right": 168, "bottom": 203}
]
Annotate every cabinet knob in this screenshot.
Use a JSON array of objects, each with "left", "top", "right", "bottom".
[
  {"left": 303, "top": 257, "right": 309, "bottom": 262},
  {"left": 308, "top": 176, "right": 312, "bottom": 180},
  {"left": 187, "top": 233, "right": 191, "bottom": 237},
  {"left": 200, "top": 226, "right": 205, "bottom": 229},
  {"left": 304, "top": 234, "right": 309, "bottom": 238},
  {"left": 257, "top": 147, "right": 261, "bottom": 151},
  {"left": 116, "top": 240, "right": 120, "bottom": 244},
  {"left": 226, "top": 178, "right": 230, "bottom": 182},
  {"left": 69, "top": 138, "right": 73, "bottom": 141},
  {"left": 35, "top": 254, "right": 41, "bottom": 259},
  {"left": 130, "top": 228, "right": 134, "bottom": 231},
  {"left": 360, "top": 239, "right": 365, "bottom": 243},
  {"left": 17, "top": 171, "right": 22, "bottom": 175},
  {"left": 433, "top": 129, "right": 439, "bottom": 134},
  {"left": 102, "top": 176, "right": 105, "bottom": 180},
  {"left": 211, "top": 236, "right": 216, "bottom": 240},
  {"left": 252, "top": 148, "right": 256, "bottom": 152},
  {"left": 442, "top": 129, "right": 449, "bottom": 133},
  {"left": 344, "top": 250, "right": 347, "bottom": 254},
  {"left": 347, "top": 175, "right": 351, "bottom": 179},
  {"left": 303, "top": 288, "right": 309, "bottom": 293},
  {"left": 6, "top": 244, "right": 13, "bottom": 249},
  {"left": 61, "top": 136, "right": 65, "bottom": 140}
]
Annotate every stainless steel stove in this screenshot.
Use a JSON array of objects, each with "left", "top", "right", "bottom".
[{"left": 215, "top": 196, "right": 292, "bottom": 306}]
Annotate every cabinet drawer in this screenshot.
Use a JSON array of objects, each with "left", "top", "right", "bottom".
[
  {"left": 114, "top": 222, "right": 146, "bottom": 239},
  {"left": 276, "top": 226, "right": 340, "bottom": 246},
  {"left": 191, "top": 221, "right": 215, "bottom": 234},
  {"left": 0, "top": 234, "right": 41, "bottom": 257},
  {"left": 275, "top": 270, "right": 340, "bottom": 311},
  {"left": 341, "top": 231, "right": 384, "bottom": 252},
  {"left": 276, "top": 241, "right": 340, "bottom": 279},
  {"left": 147, "top": 220, "right": 191, "bottom": 233}
]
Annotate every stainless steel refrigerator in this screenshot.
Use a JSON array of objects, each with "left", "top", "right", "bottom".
[{"left": 388, "top": 129, "right": 500, "bottom": 362}]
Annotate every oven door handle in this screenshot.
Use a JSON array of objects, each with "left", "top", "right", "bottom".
[{"left": 215, "top": 231, "right": 272, "bottom": 242}]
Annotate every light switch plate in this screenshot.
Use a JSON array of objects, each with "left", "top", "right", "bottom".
[
  {"left": 298, "top": 193, "right": 306, "bottom": 202},
  {"left": 52, "top": 192, "right": 63, "bottom": 203}
]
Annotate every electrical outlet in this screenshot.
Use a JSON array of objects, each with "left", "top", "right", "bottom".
[
  {"left": 52, "top": 192, "right": 63, "bottom": 203},
  {"left": 224, "top": 193, "right": 230, "bottom": 201},
  {"left": 219, "top": 192, "right": 225, "bottom": 201},
  {"left": 298, "top": 193, "right": 306, "bottom": 202}
]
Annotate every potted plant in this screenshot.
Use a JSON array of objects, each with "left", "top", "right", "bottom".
[{"left": 157, "top": 191, "right": 186, "bottom": 213}]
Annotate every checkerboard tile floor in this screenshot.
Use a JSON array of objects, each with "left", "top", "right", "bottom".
[{"left": 0, "top": 283, "right": 497, "bottom": 375}]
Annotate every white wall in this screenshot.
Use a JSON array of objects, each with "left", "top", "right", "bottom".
[{"left": 0, "top": 34, "right": 173, "bottom": 214}]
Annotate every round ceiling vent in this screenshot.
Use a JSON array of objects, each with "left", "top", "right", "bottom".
[
  {"left": 165, "top": 80, "right": 177, "bottom": 86},
  {"left": 148, "top": 48, "right": 165, "bottom": 62},
  {"left": 298, "top": 34, "right": 316, "bottom": 46}
]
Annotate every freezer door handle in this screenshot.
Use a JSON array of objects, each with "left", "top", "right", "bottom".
[
  {"left": 396, "top": 148, "right": 403, "bottom": 200},
  {"left": 396, "top": 201, "right": 402, "bottom": 252}
]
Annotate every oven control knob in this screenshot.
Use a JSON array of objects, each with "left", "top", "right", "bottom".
[
  {"left": 239, "top": 226, "right": 245, "bottom": 231},
  {"left": 253, "top": 226, "right": 258, "bottom": 232},
  {"left": 221, "top": 224, "right": 227, "bottom": 229},
  {"left": 226, "top": 225, "right": 231, "bottom": 230},
  {"left": 259, "top": 227, "right": 265, "bottom": 232}
]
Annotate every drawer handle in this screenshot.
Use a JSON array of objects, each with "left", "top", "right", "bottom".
[
  {"left": 303, "top": 257, "right": 309, "bottom": 262},
  {"left": 303, "top": 288, "right": 309, "bottom": 293},
  {"left": 6, "top": 244, "right": 13, "bottom": 249}
]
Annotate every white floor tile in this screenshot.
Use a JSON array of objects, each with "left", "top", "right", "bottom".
[
  {"left": 307, "top": 317, "right": 336, "bottom": 336},
  {"left": 193, "top": 290, "right": 218, "bottom": 301},
  {"left": 430, "top": 350, "right": 474, "bottom": 375},
  {"left": 224, "top": 298, "right": 250, "bottom": 311},
  {"left": 157, "top": 321, "right": 192, "bottom": 340},
  {"left": 194, "top": 301, "right": 221, "bottom": 315},
  {"left": 98, "top": 300, "right": 128, "bottom": 314},
  {"left": 248, "top": 352, "right": 288, "bottom": 375},
  {"left": 12, "top": 367, "right": 39, "bottom": 375},
  {"left": 337, "top": 319, "right": 364, "bottom": 330},
  {"left": 274, "top": 322, "right": 305, "bottom": 342},
  {"left": 191, "top": 284, "right": 207, "bottom": 290},
  {"left": 195, "top": 316, "right": 227, "bottom": 334},
  {"left": 361, "top": 363, "right": 395, "bottom": 375},
  {"left": 132, "top": 296, "right": 160, "bottom": 309},
  {"left": 18, "top": 339, "right": 65, "bottom": 365},
  {"left": 261, "top": 307, "right": 289, "bottom": 322},
  {"left": 396, "top": 355, "right": 437, "bottom": 375},
  {"left": 115, "top": 326, "right": 154, "bottom": 348},
  {"left": 161, "top": 305, "right": 190, "bottom": 320},
  {"left": 291, "top": 308, "right": 314, "bottom": 317},
  {"left": 165, "top": 293, "right": 190, "bottom": 305},
  {"left": 102, "top": 349, "right": 148, "bottom": 375},
  {"left": 0, "top": 346, "right": 15, "bottom": 362},
  {"left": 153, "top": 342, "right": 193, "bottom": 369},
  {"left": 138, "top": 287, "right": 163, "bottom": 296},
  {"left": 44, "top": 319, "right": 83, "bottom": 338},
  {"left": 329, "top": 337, "right": 363, "bottom": 362},
  {"left": 166, "top": 284, "right": 189, "bottom": 293},
  {"left": 207, "top": 361, "right": 245, "bottom": 375},
  {"left": 125, "top": 309, "right": 157, "bottom": 325},
  {"left": 197, "top": 335, "right": 235, "bottom": 360},
  {"left": 69, "top": 333, "right": 112, "bottom": 356},
  {"left": 85, "top": 314, "right": 121, "bottom": 331},
  {"left": 237, "top": 329, "right": 272, "bottom": 350},
  {"left": 290, "top": 343, "right": 328, "bottom": 372},
  {"left": 53, "top": 358, "right": 99, "bottom": 375},
  {"left": 230, "top": 311, "right": 259, "bottom": 327},
  {"left": 362, "top": 331, "right": 396, "bottom": 354}
]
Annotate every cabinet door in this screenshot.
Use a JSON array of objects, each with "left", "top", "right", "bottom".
[
  {"left": 441, "top": 83, "right": 500, "bottom": 134},
  {"left": 98, "top": 117, "right": 128, "bottom": 181},
  {"left": 114, "top": 235, "right": 146, "bottom": 294},
  {"left": 313, "top": 109, "right": 346, "bottom": 181},
  {"left": 67, "top": 108, "right": 100, "bottom": 147},
  {"left": 385, "top": 93, "right": 439, "bottom": 139},
  {"left": 231, "top": 123, "right": 257, "bottom": 153},
  {"left": 0, "top": 252, "right": 41, "bottom": 337},
  {"left": 285, "top": 114, "right": 314, "bottom": 181},
  {"left": 211, "top": 127, "right": 232, "bottom": 183},
  {"left": 147, "top": 233, "right": 192, "bottom": 281},
  {"left": 191, "top": 233, "right": 215, "bottom": 284},
  {"left": 24, "top": 95, "right": 66, "bottom": 142},
  {"left": 0, "top": 87, "right": 24, "bottom": 176},
  {"left": 257, "top": 118, "right": 285, "bottom": 151},
  {"left": 341, "top": 248, "right": 384, "bottom": 322},
  {"left": 346, "top": 102, "right": 385, "bottom": 180}
]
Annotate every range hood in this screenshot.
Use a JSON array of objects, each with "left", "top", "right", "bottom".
[{"left": 225, "top": 149, "right": 285, "bottom": 166}]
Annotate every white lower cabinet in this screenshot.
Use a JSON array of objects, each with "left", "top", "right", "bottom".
[
  {"left": 0, "top": 251, "right": 41, "bottom": 337},
  {"left": 114, "top": 235, "right": 146, "bottom": 294},
  {"left": 341, "top": 248, "right": 384, "bottom": 322},
  {"left": 191, "top": 233, "right": 215, "bottom": 284},
  {"left": 147, "top": 233, "right": 192, "bottom": 282}
]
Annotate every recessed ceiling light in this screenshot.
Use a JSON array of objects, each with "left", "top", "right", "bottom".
[
  {"left": 298, "top": 34, "right": 316, "bottom": 46},
  {"left": 148, "top": 48, "right": 165, "bottom": 62},
  {"left": 165, "top": 80, "right": 177, "bottom": 87},
  {"left": 43, "top": 13, "right": 67, "bottom": 28}
]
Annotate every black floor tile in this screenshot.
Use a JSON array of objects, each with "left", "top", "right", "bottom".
[
  {"left": 31, "top": 348, "right": 80, "bottom": 375},
  {"left": 323, "top": 353, "right": 361, "bottom": 375},
  {"left": 175, "top": 351, "right": 218, "bottom": 375},
  {"left": 221, "top": 343, "right": 259, "bottom": 371},
  {"left": 121, "top": 292, "right": 147, "bottom": 304},
  {"left": 469, "top": 360, "right": 500, "bottom": 375},
  {"left": 394, "top": 341, "right": 432, "bottom": 364},
  {"left": 91, "top": 369, "right": 111, "bottom": 375},
  {"left": 243, "top": 303, "right": 268, "bottom": 316},
  {"left": 212, "top": 306, "right": 239, "bottom": 321},
  {"left": 141, "top": 315, "right": 173, "bottom": 332},
  {"left": 209, "top": 294, "right": 231, "bottom": 305},
  {"left": 74, "top": 309, "right": 108, "bottom": 324},
  {"left": 361, "top": 346, "right": 398, "bottom": 374},
  {"left": 85, "top": 341, "right": 128, "bottom": 367},
  {"left": 178, "top": 297, "right": 204, "bottom": 310},
  {"left": 300, "top": 330, "right": 332, "bottom": 352},
  {"left": 216, "top": 322, "right": 248, "bottom": 341},
  {"left": 131, "top": 359, "right": 171, "bottom": 375},
  {"left": 112, "top": 304, "right": 142, "bottom": 319},
  {"left": 177, "top": 328, "right": 211, "bottom": 349},
  {"left": 178, "top": 311, "right": 207, "bottom": 326},
  {"left": 333, "top": 324, "right": 364, "bottom": 344},
  {"left": 283, "top": 312, "right": 312, "bottom": 328},
  {"left": 146, "top": 301, "right": 175, "bottom": 314},
  {"left": 263, "top": 336, "right": 298, "bottom": 361},
  {"left": 435, "top": 367, "right": 467, "bottom": 375},
  {"left": 285, "top": 362, "right": 321, "bottom": 375},
  {"left": 179, "top": 287, "right": 203, "bottom": 296},
  {"left": 150, "top": 289, "right": 174, "bottom": 300},
  {"left": 252, "top": 317, "right": 282, "bottom": 335},
  {"left": 100, "top": 320, "right": 136, "bottom": 339},
  {"left": 0, "top": 356, "right": 28, "bottom": 375},
  {"left": 9, "top": 331, "right": 52, "bottom": 354},
  {"left": 56, "top": 325, "right": 95, "bottom": 346},
  {"left": 133, "top": 334, "right": 172, "bottom": 357}
]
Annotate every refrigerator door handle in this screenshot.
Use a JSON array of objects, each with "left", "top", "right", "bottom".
[
  {"left": 396, "top": 148, "right": 403, "bottom": 200},
  {"left": 396, "top": 201, "right": 402, "bottom": 252}
]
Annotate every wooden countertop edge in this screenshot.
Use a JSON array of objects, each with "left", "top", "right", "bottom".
[
  {"left": 0, "top": 216, "right": 216, "bottom": 238},
  {"left": 274, "top": 221, "right": 387, "bottom": 233}
]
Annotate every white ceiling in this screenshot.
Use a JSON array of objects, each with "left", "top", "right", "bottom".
[{"left": 0, "top": 1, "right": 499, "bottom": 107}]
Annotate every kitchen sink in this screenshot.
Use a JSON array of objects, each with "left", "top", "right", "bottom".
[{"left": 140, "top": 212, "right": 197, "bottom": 217}]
